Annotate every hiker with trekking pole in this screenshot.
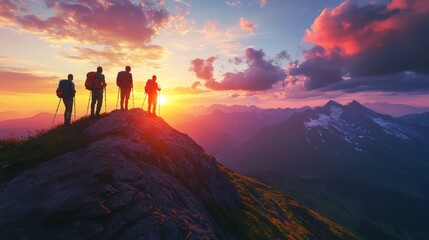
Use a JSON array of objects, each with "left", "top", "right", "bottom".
[
  {"left": 85, "top": 66, "right": 107, "bottom": 118},
  {"left": 144, "top": 75, "right": 161, "bottom": 117},
  {"left": 116, "top": 66, "right": 133, "bottom": 111},
  {"left": 54, "top": 74, "right": 76, "bottom": 126}
]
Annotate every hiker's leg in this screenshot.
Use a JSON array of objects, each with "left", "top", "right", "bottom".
[
  {"left": 63, "top": 98, "right": 72, "bottom": 125},
  {"left": 120, "top": 88, "right": 125, "bottom": 110},
  {"left": 91, "top": 91, "right": 97, "bottom": 116},
  {"left": 148, "top": 95, "right": 153, "bottom": 113},
  {"left": 96, "top": 90, "right": 103, "bottom": 115},
  {"left": 152, "top": 95, "right": 157, "bottom": 116},
  {"left": 125, "top": 88, "right": 131, "bottom": 110},
  {"left": 63, "top": 99, "right": 67, "bottom": 124}
]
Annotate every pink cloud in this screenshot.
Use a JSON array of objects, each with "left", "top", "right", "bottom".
[
  {"left": 0, "top": 0, "right": 170, "bottom": 65},
  {"left": 239, "top": 17, "right": 257, "bottom": 32},
  {"left": 200, "top": 20, "right": 220, "bottom": 38},
  {"left": 259, "top": 0, "right": 267, "bottom": 7},
  {"left": 304, "top": 0, "right": 429, "bottom": 56},
  {"left": 289, "top": 0, "right": 429, "bottom": 93}
]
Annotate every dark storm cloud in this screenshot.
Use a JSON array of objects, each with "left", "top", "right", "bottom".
[{"left": 190, "top": 48, "right": 286, "bottom": 91}]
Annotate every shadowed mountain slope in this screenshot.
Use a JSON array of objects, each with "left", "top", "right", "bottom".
[
  {"left": 0, "top": 109, "right": 354, "bottom": 240},
  {"left": 220, "top": 100, "right": 429, "bottom": 239}
]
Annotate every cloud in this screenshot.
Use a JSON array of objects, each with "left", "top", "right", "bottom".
[
  {"left": 226, "top": 1, "right": 242, "bottom": 7},
  {"left": 191, "top": 81, "right": 201, "bottom": 89},
  {"left": 0, "top": 0, "right": 170, "bottom": 66},
  {"left": 259, "top": 0, "right": 267, "bottom": 7},
  {"left": 0, "top": 68, "right": 58, "bottom": 93},
  {"left": 189, "top": 57, "right": 217, "bottom": 81},
  {"left": 199, "top": 20, "right": 220, "bottom": 38},
  {"left": 62, "top": 45, "right": 166, "bottom": 68},
  {"left": 288, "top": 0, "right": 429, "bottom": 93},
  {"left": 190, "top": 48, "right": 286, "bottom": 91},
  {"left": 239, "top": 17, "right": 257, "bottom": 32}
]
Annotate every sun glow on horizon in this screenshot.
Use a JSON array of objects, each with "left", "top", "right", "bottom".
[{"left": 159, "top": 95, "right": 167, "bottom": 105}]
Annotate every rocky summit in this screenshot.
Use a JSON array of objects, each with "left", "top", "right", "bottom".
[{"left": 0, "top": 109, "right": 354, "bottom": 239}]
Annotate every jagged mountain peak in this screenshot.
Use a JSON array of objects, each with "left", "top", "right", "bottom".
[
  {"left": 323, "top": 100, "right": 343, "bottom": 108},
  {"left": 0, "top": 109, "right": 354, "bottom": 239}
]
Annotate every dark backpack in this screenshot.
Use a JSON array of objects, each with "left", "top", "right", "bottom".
[
  {"left": 56, "top": 80, "right": 69, "bottom": 98},
  {"left": 116, "top": 71, "right": 132, "bottom": 88},
  {"left": 85, "top": 72, "right": 101, "bottom": 90}
]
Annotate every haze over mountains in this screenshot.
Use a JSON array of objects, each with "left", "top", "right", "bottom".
[
  {"left": 219, "top": 100, "right": 429, "bottom": 240},
  {"left": 363, "top": 102, "right": 429, "bottom": 117},
  {"left": 172, "top": 106, "right": 308, "bottom": 156}
]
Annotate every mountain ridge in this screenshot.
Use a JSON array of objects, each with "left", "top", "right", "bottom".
[{"left": 0, "top": 109, "right": 354, "bottom": 239}]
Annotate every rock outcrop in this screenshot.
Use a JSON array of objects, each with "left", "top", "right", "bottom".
[{"left": 0, "top": 109, "right": 354, "bottom": 239}]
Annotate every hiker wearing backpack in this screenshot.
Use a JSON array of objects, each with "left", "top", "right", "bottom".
[
  {"left": 56, "top": 74, "right": 76, "bottom": 126},
  {"left": 145, "top": 75, "right": 161, "bottom": 116},
  {"left": 86, "top": 66, "right": 107, "bottom": 118},
  {"left": 116, "top": 66, "right": 133, "bottom": 111}
]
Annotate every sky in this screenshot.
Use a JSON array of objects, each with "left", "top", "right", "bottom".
[{"left": 1, "top": 0, "right": 428, "bottom": 119}]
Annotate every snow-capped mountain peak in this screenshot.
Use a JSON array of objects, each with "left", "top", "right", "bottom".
[{"left": 303, "top": 100, "right": 423, "bottom": 150}]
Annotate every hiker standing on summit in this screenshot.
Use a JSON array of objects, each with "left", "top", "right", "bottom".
[
  {"left": 116, "top": 66, "right": 133, "bottom": 111},
  {"left": 57, "top": 74, "right": 75, "bottom": 126},
  {"left": 90, "top": 66, "right": 107, "bottom": 118},
  {"left": 145, "top": 75, "right": 161, "bottom": 116}
]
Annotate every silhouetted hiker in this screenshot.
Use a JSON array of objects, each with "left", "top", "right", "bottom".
[
  {"left": 88, "top": 66, "right": 107, "bottom": 118},
  {"left": 145, "top": 75, "right": 161, "bottom": 116},
  {"left": 56, "top": 74, "right": 76, "bottom": 126},
  {"left": 116, "top": 66, "right": 133, "bottom": 111}
]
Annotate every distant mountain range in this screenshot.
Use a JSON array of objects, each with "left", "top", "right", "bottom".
[
  {"left": 190, "top": 104, "right": 262, "bottom": 115},
  {"left": 399, "top": 112, "right": 429, "bottom": 127},
  {"left": 220, "top": 100, "right": 429, "bottom": 240},
  {"left": 172, "top": 106, "right": 308, "bottom": 156},
  {"left": 0, "top": 112, "right": 61, "bottom": 138},
  {"left": 364, "top": 102, "right": 429, "bottom": 117}
]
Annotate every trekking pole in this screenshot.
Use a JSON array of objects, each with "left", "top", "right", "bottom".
[
  {"left": 86, "top": 92, "right": 91, "bottom": 116},
  {"left": 104, "top": 86, "right": 107, "bottom": 114},
  {"left": 132, "top": 87, "right": 135, "bottom": 109},
  {"left": 51, "top": 98, "right": 61, "bottom": 127},
  {"left": 73, "top": 97, "right": 76, "bottom": 122},
  {"left": 141, "top": 93, "right": 147, "bottom": 109},
  {"left": 116, "top": 87, "right": 119, "bottom": 110},
  {"left": 158, "top": 91, "right": 161, "bottom": 117}
]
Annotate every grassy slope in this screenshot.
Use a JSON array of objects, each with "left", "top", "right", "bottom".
[
  {"left": 207, "top": 166, "right": 356, "bottom": 240},
  {"left": 0, "top": 117, "right": 94, "bottom": 184}
]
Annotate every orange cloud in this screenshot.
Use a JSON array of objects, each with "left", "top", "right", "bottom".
[
  {"left": 0, "top": 0, "right": 171, "bottom": 65},
  {"left": 239, "top": 17, "right": 257, "bottom": 32},
  {"left": 200, "top": 21, "right": 220, "bottom": 38}
]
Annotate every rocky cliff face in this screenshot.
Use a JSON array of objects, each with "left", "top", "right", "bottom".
[{"left": 0, "top": 109, "right": 354, "bottom": 239}]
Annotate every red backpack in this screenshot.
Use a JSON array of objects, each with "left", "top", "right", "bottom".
[
  {"left": 85, "top": 72, "right": 101, "bottom": 90},
  {"left": 145, "top": 79, "right": 157, "bottom": 94}
]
